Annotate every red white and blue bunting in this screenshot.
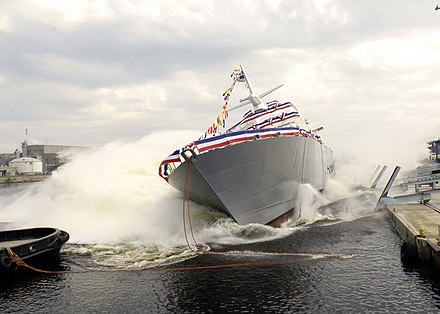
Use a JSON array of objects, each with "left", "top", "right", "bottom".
[{"left": 158, "top": 125, "right": 322, "bottom": 181}]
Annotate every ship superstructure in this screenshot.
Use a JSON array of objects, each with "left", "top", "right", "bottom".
[{"left": 159, "top": 65, "right": 334, "bottom": 226}]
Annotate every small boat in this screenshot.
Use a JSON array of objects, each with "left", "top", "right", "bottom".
[
  {"left": 159, "top": 65, "right": 335, "bottom": 226},
  {"left": 0, "top": 227, "right": 69, "bottom": 271}
]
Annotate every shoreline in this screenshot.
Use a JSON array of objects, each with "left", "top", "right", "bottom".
[{"left": 0, "top": 174, "right": 50, "bottom": 185}]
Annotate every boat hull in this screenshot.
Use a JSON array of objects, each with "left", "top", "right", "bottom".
[
  {"left": 0, "top": 227, "right": 70, "bottom": 271},
  {"left": 169, "top": 135, "right": 332, "bottom": 225}
]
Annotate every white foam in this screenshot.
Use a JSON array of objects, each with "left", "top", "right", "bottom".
[
  {"left": 0, "top": 132, "right": 380, "bottom": 248},
  {"left": 1, "top": 131, "right": 201, "bottom": 246}
]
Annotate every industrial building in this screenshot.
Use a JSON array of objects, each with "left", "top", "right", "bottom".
[
  {"left": 24, "top": 144, "right": 90, "bottom": 173},
  {"left": 0, "top": 143, "right": 90, "bottom": 174},
  {"left": 0, "top": 150, "right": 19, "bottom": 167},
  {"left": 9, "top": 157, "right": 43, "bottom": 174}
]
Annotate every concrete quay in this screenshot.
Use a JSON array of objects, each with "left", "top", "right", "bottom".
[
  {"left": 387, "top": 193, "right": 440, "bottom": 267},
  {"left": 0, "top": 174, "right": 50, "bottom": 185}
]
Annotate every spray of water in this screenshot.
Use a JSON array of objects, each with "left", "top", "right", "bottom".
[
  {"left": 1, "top": 131, "right": 203, "bottom": 246},
  {"left": 284, "top": 157, "right": 381, "bottom": 227},
  {"left": 288, "top": 183, "right": 330, "bottom": 225},
  {"left": 0, "top": 131, "right": 380, "bottom": 267}
]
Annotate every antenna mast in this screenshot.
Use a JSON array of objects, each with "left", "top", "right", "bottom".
[
  {"left": 240, "top": 65, "right": 266, "bottom": 112},
  {"left": 228, "top": 65, "right": 284, "bottom": 112}
]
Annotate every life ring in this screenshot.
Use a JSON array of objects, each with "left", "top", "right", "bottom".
[{"left": 0, "top": 255, "right": 13, "bottom": 269}]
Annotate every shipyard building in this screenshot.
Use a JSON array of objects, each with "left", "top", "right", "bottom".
[
  {"left": 25, "top": 144, "right": 90, "bottom": 173},
  {"left": 0, "top": 144, "right": 90, "bottom": 174}
]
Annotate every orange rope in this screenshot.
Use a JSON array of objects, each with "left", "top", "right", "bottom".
[
  {"left": 185, "top": 157, "right": 199, "bottom": 247},
  {"left": 3, "top": 246, "right": 341, "bottom": 275},
  {"left": 183, "top": 156, "right": 199, "bottom": 253},
  {"left": 0, "top": 154, "right": 351, "bottom": 275},
  {"left": 5, "top": 246, "right": 63, "bottom": 274},
  {"left": 164, "top": 257, "right": 332, "bottom": 271},
  {"left": 182, "top": 156, "right": 200, "bottom": 253},
  {"left": 182, "top": 177, "right": 192, "bottom": 252}
]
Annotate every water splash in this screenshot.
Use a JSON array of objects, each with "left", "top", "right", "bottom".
[
  {"left": 62, "top": 243, "right": 195, "bottom": 269},
  {"left": 197, "top": 217, "right": 293, "bottom": 245},
  {"left": 291, "top": 183, "right": 330, "bottom": 225},
  {"left": 1, "top": 131, "right": 201, "bottom": 246},
  {"left": 0, "top": 132, "right": 381, "bottom": 267},
  {"left": 320, "top": 158, "right": 381, "bottom": 221},
  {"left": 283, "top": 158, "right": 381, "bottom": 227},
  {"left": 0, "top": 131, "right": 297, "bottom": 248}
]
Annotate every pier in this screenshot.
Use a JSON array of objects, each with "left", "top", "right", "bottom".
[
  {"left": 387, "top": 193, "right": 440, "bottom": 267},
  {"left": 378, "top": 163, "right": 440, "bottom": 267}
]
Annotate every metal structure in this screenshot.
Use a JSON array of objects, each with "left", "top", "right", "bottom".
[
  {"left": 371, "top": 165, "right": 387, "bottom": 189},
  {"left": 400, "top": 163, "right": 440, "bottom": 192},
  {"left": 428, "top": 138, "right": 440, "bottom": 163},
  {"left": 376, "top": 166, "right": 440, "bottom": 209}
]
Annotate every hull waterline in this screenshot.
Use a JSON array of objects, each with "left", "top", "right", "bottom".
[{"left": 169, "top": 135, "right": 331, "bottom": 226}]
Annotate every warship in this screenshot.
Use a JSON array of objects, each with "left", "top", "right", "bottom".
[{"left": 159, "top": 65, "right": 334, "bottom": 226}]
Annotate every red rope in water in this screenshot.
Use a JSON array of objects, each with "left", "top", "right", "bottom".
[
  {"left": 2, "top": 155, "right": 349, "bottom": 275},
  {"left": 183, "top": 156, "right": 199, "bottom": 252},
  {"left": 4, "top": 245, "right": 341, "bottom": 274},
  {"left": 186, "top": 157, "right": 199, "bottom": 247}
]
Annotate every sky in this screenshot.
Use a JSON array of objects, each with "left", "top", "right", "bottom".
[{"left": 0, "top": 0, "right": 439, "bottom": 170}]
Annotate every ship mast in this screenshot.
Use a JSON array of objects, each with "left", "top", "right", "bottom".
[
  {"left": 240, "top": 65, "right": 266, "bottom": 112},
  {"left": 229, "top": 65, "right": 284, "bottom": 112}
]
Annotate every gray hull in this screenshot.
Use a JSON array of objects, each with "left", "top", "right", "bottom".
[{"left": 169, "top": 136, "right": 332, "bottom": 225}]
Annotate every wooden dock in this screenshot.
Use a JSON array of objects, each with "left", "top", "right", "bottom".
[{"left": 387, "top": 193, "right": 440, "bottom": 267}]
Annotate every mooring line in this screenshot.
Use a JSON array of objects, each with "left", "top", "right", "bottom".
[
  {"left": 1, "top": 150, "right": 355, "bottom": 275},
  {"left": 3, "top": 245, "right": 348, "bottom": 275},
  {"left": 182, "top": 156, "right": 199, "bottom": 253},
  {"left": 203, "top": 250, "right": 348, "bottom": 258}
]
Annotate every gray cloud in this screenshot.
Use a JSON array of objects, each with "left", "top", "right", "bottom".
[{"left": 0, "top": 0, "right": 439, "bottom": 169}]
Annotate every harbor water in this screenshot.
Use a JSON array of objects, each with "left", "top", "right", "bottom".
[{"left": 1, "top": 133, "right": 440, "bottom": 313}]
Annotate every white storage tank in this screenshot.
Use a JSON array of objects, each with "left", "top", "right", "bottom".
[{"left": 9, "top": 157, "right": 43, "bottom": 174}]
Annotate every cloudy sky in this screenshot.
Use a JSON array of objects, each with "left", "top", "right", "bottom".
[{"left": 0, "top": 0, "right": 439, "bottom": 169}]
